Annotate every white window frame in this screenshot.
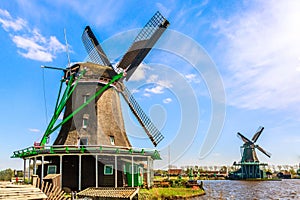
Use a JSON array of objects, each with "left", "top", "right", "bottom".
[
  {"left": 83, "top": 118, "right": 88, "bottom": 129},
  {"left": 83, "top": 95, "right": 89, "bottom": 103},
  {"left": 110, "top": 136, "right": 115, "bottom": 145},
  {"left": 47, "top": 165, "right": 57, "bottom": 174},
  {"left": 104, "top": 165, "right": 114, "bottom": 175}
]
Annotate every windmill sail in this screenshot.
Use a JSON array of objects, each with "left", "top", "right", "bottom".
[
  {"left": 116, "top": 11, "right": 170, "bottom": 80},
  {"left": 82, "top": 26, "right": 112, "bottom": 67},
  {"left": 252, "top": 126, "right": 264, "bottom": 142},
  {"left": 256, "top": 145, "right": 271, "bottom": 158},
  {"left": 79, "top": 12, "right": 168, "bottom": 147},
  {"left": 237, "top": 132, "right": 251, "bottom": 144},
  {"left": 237, "top": 126, "right": 271, "bottom": 164},
  {"left": 121, "top": 87, "right": 164, "bottom": 146}
]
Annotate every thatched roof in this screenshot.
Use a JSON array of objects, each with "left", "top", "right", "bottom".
[{"left": 77, "top": 187, "right": 139, "bottom": 199}]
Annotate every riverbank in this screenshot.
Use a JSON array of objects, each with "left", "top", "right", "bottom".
[{"left": 139, "top": 187, "right": 205, "bottom": 199}]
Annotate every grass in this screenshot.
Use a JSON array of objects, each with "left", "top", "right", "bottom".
[{"left": 139, "top": 187, "right": 205, "bottom": 200}]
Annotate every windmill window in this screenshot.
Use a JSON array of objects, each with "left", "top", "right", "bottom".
[
  {"left": 80, "top": 138, "right": 88, "bottom": 146},
  {"left": 47, "top": 165, "right": 57, "bottom": 174},
  {"left": 82, "top": 114, "right": 89, "bottom": 129},
  {"left": 83, "top": 95, "right": 89, "bottom": 103},
  {"left": 110, "top": 136, "right": 115, "bottom": 145},
  {"left": 82, "top": 118, "right": 88, "bottom": 128},
  {"left": 104, "top": 165, "right": 113, "bottom": 175}
]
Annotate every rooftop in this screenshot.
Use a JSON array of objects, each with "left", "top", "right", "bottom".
[{"left": 77, "top": 187, "right": 139, "bottom": 199}]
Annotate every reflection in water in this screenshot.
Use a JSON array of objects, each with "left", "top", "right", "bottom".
[{"left": 194, "top": 179, "right": 300, "bottom": 199}]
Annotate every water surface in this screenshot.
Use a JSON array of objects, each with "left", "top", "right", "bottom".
[{"left": 195, "top": 179, "right": 300, "bottom": 199}]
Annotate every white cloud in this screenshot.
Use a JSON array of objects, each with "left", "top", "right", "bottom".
[
  {"left": 49, "top": 36, "right": 65, "bottom": 53},
  {"left": 128, "top": 63, "right": 150, "bottom": 81},
  {"left": 0, "top": 16, "right": 27, "bottom": 31},
  {"left": 0, "top": 9, "right": 66, "bottom": 62},
  {"left": 32, "top": 28, "right": 47, "bottom": 43},
  {"left": 156, "top": 3, "right": 171, "bottom": 17},
  {"left": 0, "top": 8, "right": 27, "bottom": 31},
  {"left": 12, "top": 35, "right": 53, "bottom": 61},
  {"left": 12, "top": 35, "right": 46, "bottom": 51},
  {"left": 213, "top": 0, "right": 300, "bottom": 112},
  {"left": 19, "top": 49, "right": 53, "bottom": 62},
  {"left": 0, "top": 9, "right": 10, "bottom": 18},
  {"left": 147, "top": 75, "right": 159, "bottom": 83},
  {"left": 185, "top": 73, "right": 201, "bottom": 83},
  {"left": 146, "top": 74, "right": 172, "bottom": 88},
  {"left": 143, "top": 93, "right": 151, "bottom": 97},
  {"left": 145, "top": 85, "right": 164, "bottom": 94},
  {"left": 157, "top": 80, "right": 172, "bottom": 88},
  {"left": 131, "top": 89, "right": 140, "bottom": 94},
  {"left": 28, "top": 128, "right": 41, "bottom": 133},
  {"left": 185, "top": 73, "right": 196, "bottom": 80},
  {"left": 163, "top": 98, "right": 172, "bottom": 104},
  {"left": 143, "top": 72, "right": 173, "bottom": 96}
]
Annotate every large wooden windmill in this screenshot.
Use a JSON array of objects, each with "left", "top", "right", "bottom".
[
  {"left": 54, "top": 13, "right": 168, "bottom": 148},
  {"left": 230, "top": 126, "right": 271, "bottom": 179},
  {"left": 12, "top": 11, "right": 169, "bottom": 191}
]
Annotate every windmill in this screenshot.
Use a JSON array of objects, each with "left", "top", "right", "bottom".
[
  {"left": 230, "top": 126, "right": 271, "bottom": 179},
  {"left": 12, "top": 11, "right": 170, "bottom": 191},
  {"left": 51, "top": 11, "right": 169, "bottom": 148}
]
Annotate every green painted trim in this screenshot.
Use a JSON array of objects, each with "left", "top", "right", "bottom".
[
  {"left": 40, "top": 69, "right": 87, "bottom": 145},
  {"left": 80, "top": 146, "right": 85, "bottom": 153},
  {"left": 54, "top": 80, "right": 63, "bottom": 111},
  {"left": 12, "top": 145, "right": 161, "bottom": 160}
]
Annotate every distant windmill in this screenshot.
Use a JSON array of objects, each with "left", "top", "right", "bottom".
[
  {"left": 230, "top": 126, "right": 271, "bottom": 179},
  {"left": 237, "top": 126, "right": 271, "bottom": 163}
]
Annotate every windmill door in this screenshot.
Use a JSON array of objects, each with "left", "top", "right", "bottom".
[{"left": 125, "top": 163, "right": 144, "bottom": 187}]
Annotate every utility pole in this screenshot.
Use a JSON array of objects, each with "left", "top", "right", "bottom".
[{"left": 168, "top": 145, "right": 170, "bottom": 180}]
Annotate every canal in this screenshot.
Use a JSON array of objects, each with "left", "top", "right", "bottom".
[{"left": 195, "top": 179, "right": 300, "bottom": 199}]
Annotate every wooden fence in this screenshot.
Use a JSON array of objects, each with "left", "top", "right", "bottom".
[{"left": 33, "top": 177, "right": 70, "bottom": 200}]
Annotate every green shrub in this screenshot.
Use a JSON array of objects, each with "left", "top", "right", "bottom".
[{"left": 0, "top": 168, "right": 13, "bottom": 181}]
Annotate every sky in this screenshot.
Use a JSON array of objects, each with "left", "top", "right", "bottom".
[{"left": 0, "top": 0, "right": 300, "bottom": 170}]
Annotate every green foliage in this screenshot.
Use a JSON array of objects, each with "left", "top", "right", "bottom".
[
  {"left": 0, "top": 168, "right": 14, "bottom": 181},
  {"left": 289, "top": 168, "right": 296, "bottom": 175}
]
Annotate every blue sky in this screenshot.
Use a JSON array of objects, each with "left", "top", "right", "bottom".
[{"left": 1, "top": 0, "right": 300, "bottom": 170}]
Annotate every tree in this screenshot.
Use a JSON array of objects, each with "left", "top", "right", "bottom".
[
  {"left": 194, "top": 165, "right": 199, "bottom": 172},
  {"left": 220, "top": 166, "right": 227, "bottom": 173},
  {"left": 289, "top": 167, "right": 296, "bottom": 175},
  {"left": 198, "top": 167, "right": 205, "bottom": 172},
  {"left": 0, "top": 168, "right": 13, "bottom": 181},
  {"left": 277, "top": 165, "right": 282, "bottom": 171}
]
